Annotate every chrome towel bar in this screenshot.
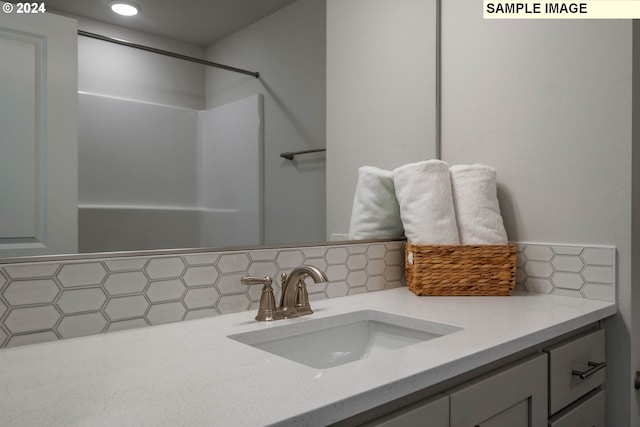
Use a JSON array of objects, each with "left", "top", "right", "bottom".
[{"left": 280, "top": 148, "right": 326, "bottom": 160}]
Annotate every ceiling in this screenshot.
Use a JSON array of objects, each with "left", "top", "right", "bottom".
[{"left": 43, "top": 0, "right": 299, "bottom": 46}]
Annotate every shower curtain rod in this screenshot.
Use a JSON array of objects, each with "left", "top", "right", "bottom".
[{"left": 77, "top": 30, "right": 260, "bottom": 78}]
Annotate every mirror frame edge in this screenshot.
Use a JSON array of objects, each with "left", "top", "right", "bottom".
[{"left": 0, "top": 238, "right": 408, "bottom": 264}]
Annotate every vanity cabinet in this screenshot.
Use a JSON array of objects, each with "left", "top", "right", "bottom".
[
  {"left": 352, "top": 326, "right": 606, "bottom": 427},
  {"left": 364, "top": 353, "right": 547, "bottom": 427},
  {"left": 448, "top": 353, "right": 547, "bottom": 427}
]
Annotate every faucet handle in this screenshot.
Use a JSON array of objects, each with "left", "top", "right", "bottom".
[
  {"left": 241, "top": 276, "right": 272, "bottom": 287},
  {"left": 241, "top": 276, "right": 276, "bottom": 321}
]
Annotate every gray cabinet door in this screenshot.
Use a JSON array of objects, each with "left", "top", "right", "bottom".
[
  {"left": 369, "top": 393, "right": 449, "bottom": 427},
  {"left": 448, "top": 353, "right": 548, "bottom": 427}
]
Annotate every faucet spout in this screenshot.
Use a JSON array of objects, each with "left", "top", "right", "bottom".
[{"left": 279, "top": 265, "right": 329, "bottom": 318}]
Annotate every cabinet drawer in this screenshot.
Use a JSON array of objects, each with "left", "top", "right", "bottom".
[
  {"left": 548, "top": 389, "right": 605, "bottom": 427},
  {"left": 545, "top": 328, "right": 605, "bottom": 415}
]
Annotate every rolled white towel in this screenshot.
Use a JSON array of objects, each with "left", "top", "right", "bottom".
[
  {"left": 392, "top": 160, "right": 460, "bottom": 245},
  {"left": 449, "top": 164, "right": 508, "bottom": 245},
  {"left": 348, "top": 166, "right": 404, "bottom": 240}
]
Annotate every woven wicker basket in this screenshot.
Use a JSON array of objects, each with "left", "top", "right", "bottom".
[{"left": 404, "top": 243, "right": 516, "bottom": 296}]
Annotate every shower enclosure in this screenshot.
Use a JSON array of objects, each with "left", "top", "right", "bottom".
[{"left": 78, "top": 92, "right": 264, "bottom": 252}]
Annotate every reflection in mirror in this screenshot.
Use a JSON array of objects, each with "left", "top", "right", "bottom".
[
  {"left": 326, "top": 0, "right": 439, "bottom": 240},
  {"left": 0, "top": 0, "right": 438, "bottom": 260}
]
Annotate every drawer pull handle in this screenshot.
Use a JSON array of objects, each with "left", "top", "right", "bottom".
[{"left": 572, "top": 361, "right": 606, "bottom": 380}]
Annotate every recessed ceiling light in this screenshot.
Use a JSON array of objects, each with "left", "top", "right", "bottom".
[{"left": 110, "top": 1, "right": 140, "bottom": 16}]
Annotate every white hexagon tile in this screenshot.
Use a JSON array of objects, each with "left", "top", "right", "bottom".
[
  {"left": 0, "top": 241, "right": 405, "bottom": 349},
  {"left": 0, "top": 241, "right": 615, "bottom": 349},
  {"left": 516, "top": 244, "right": 615, "bottom": 302}
]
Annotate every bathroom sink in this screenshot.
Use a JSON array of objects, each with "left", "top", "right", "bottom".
[{"left": 228, "top": 310, "right": 462, "bottom": 369}]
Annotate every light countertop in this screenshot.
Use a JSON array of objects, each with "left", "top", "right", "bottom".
[{"left": 0, "top": 288, "right": 615, "bottom": 426}]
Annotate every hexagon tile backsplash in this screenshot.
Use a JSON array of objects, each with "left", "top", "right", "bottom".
[
  {"left": 0, "top": 241, "right": 615, "bottom": 349},
  {"left": 0, "top": 241, "right": 405, "bottom": 349},
  {"left": 515, "top": 243, "right": 615, "bottom": 302}
]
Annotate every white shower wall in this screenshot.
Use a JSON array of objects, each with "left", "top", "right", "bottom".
[
  {"left": 78, "top": 92, "right": 263, "bottom": 252},
  {"left": 198, "top": 94, "right": 264, "bottom": 248},
  {"left": 78, "top": 93, "right": 200, "bottom": 208}
]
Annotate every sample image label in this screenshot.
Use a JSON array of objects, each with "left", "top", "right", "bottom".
[{"left": 484, "top": 1, "right": 640, "bottom": 19}]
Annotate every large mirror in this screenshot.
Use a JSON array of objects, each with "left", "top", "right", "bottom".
[{"left": 0, "top": 0, "right": 438, "bottom": 260}]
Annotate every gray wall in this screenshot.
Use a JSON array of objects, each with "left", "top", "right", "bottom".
[
  {"left": 440, "top": 5, "right": 633, "bottom": 425},
  {"left": 205, "top": 0, "right": 327, "bottom": 246}
]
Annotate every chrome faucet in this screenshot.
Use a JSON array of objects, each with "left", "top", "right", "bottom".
[{"left": 241, "top": 265, "right": 329, "bottom": 321}]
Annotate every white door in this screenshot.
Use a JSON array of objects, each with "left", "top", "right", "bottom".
[{"left": 0, "top": 5, "right": 78, "bottom": 257}]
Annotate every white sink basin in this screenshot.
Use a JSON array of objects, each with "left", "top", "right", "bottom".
[{"left": 228, "top": 310, "right": 463, "bottom": 369}]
